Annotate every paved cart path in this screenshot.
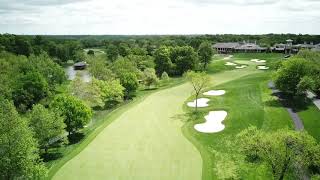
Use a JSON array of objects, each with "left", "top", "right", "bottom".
[
  {"left": 53, "top": 70, "right": 259, "bottom": 180},
  {"left": 307, "top": 91, "right": 320, "bottom": 110},
  {"left": 268, "top": 82, "right": 304, "bottom": 131}
]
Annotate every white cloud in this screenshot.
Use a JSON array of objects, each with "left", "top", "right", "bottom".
[{"left": 0, "top": 0, "right": 319, "bottom": 34}]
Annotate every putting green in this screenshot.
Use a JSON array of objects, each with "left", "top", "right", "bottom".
[{"left": 52, "top": 69, "right": 260, "bottom": 180}]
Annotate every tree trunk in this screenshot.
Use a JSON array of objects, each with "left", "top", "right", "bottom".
[
  {"left": 278, "top": 159, "right": 290, "bottom": 180},
  {"left": 195, "top": 93, "right": 199, "bottom": 112}
]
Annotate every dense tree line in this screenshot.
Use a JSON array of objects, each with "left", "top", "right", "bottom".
[
  {"left": 0, "top": 34, "right": 85, "bottom": 64},
  {"left": 0, "top": 51, "right": 92, "bottom": 179},
  {"left": 2, "top": 33, "right": 319, "bottom": 179}
]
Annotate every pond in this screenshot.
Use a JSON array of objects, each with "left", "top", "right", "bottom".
[{"left": 64, "top": 65, "right": 92, "bottom": 82}]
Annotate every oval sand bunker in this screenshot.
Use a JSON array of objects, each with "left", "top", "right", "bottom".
[
  {"left": 203, "top": 90, "right": 226, "bottom": 96},
  {"left": 225, "top": 62, "right": 237, "bottom": 66},
  {"left": 257, "top": 65, "right": 269, "bottom": 70},
  {"left": 194, "top": 111, "right": 227, "bottom": 133},
  {"left": 187, "top": 98, "right": 210, "bottom": 108}
]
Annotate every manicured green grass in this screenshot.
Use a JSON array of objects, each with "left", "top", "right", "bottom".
[
  {"left": 298, "top": 103, "right": 320, "bottom": 142},
  {"left": 46, "top": 77, "right": 186, "bottom": 179},
  {"left": 49, "top": 53, "right": 293, "bottom": 180},
  {"left": 183, "top": 72, "right": 294, "bottom": 180},
  {"left": 207, "top": 60, "right": 234, "bottom": 74},
  {"left": 233, "top": 53, "right": 284, "bottom": 60},
  {"left": 51, "top": 67, "right": 260, "bottom": 180}
]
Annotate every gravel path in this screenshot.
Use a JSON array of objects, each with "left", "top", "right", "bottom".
[
  {"left": 268, "top": 82, "right": 304, "bottom": 131},
  {"left": 268, "top": 82, "right": 309, "bottom": 180},
  {"left": 307, "top": 91, "right": 320, "bottom": 110}
]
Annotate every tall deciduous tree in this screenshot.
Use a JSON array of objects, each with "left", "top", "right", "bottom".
[
  {"left": 185, "top": 71, "right": 210, "bottom": 111},
  {"left": 171, "top": 46, "right": 199, "bottom": 75},
  {"left": 87, "top": 56, "right": 115, "bottom": 81},
  {"left": 0, "top": 99, "right": 47, "bottom": 180},
  {"left": 119, "top": 72, "right": 139, "bottom": 99},
  {"left": 13, "top": 71, "right": 49, "bottom": 112},
  {"left": 28, "top": 104, "right": 66, "bottom": 152},
  {"left": 161, "top": 71, "right": 170, "bottom": 83},
  {"left": 95, "top": 79, "right": 125, "bottom": 107},
  {"left": 273, "top": 58, "right": 313, "bottom": 95},
  {"left": 143, "top": 68, "right": 159, "bottom": 89},
  {"left": 51, "top": 95, "right": 92, "bottom": 135},
  {"left": 154, "top": 46, "right": 172, "bottom": 76},
  {"left": 198, "top": 41, "right": 213, "bottom": 69},
  {"left": 70, "top": 74, "right": 105, "bottom": 108},
  {"left": 238, "top": 127, "right": 319, "bottom": 180},
  {"left": 106, "top": 44, "right": 119, "bottom": 62}
]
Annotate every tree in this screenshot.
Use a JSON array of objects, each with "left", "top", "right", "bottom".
[
  {"left": 297, "top": 76, "right": 316, "bottom": 94},
  {"left": 106, "top": 44, "right": 119, "bottom": 62},
  {"left": 171, "top": 46, "right": 199, "bottom": 75},
  {"left": 237, "top": 127, "right": 319, "bottom": 180},
  {"left": 87, "top": 56, "right": 115, "bottom": 81},
  {"left": 126, "top": 54, "right": 155, "bottom": 71},
  {"left": 112, "top": 57, "right": 140, "bottom": 77},
  {"left": 198, "top": 41, "right": 213, "bottom": 69},
  {"left": 0, "top": 99, "right": 47, "bottom": 180},
  {"left": 154, "top": 46, "right": 172, "bottom": 76},
  {"left": 274, "top": 58, "right": 313, "bottom": 95},
  {"left": 185, "top": 71, "right": 210, "bottom": 111},
  {"left": 28, "top": 104, "right": 66, "bottom": 153},
  {"left": 51, "top": 95, "right": 92, "bottom": 135},
  {"left": 143, "top": 68, "right": 159, "bottom": 88},
  {"left": 13, "top": 71, "right": 49, "bottom": 112},
  {"left": 87, "top": 49, "right": 95, "bottom": 56},
  {"left": 119, "top": 72, "right": 139, "bottom": 98},
  {"left": 28, "top": 53, "right": 66, "bottom": 89},
  {"left": 14, "top": 36, "right": 33, "bottom": 56},
  {"left": 70, "top": 74, "right": 105, "bottom": 108},
  {"left": 118, "top": 43, "right": 130, "bottom": 57},
  {"left": 95, "top": 79, "right": 125, "bottom": 107},
  {"left": 73, "top": 50, "right": 86, "bottom": 62},
  {"left": 161, "top": 71, "right": 170, "bottom": 83}
]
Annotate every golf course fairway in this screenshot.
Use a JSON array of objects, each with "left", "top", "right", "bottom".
[{"left": 52, "top": 69, "right": 260, "bottom": 180}]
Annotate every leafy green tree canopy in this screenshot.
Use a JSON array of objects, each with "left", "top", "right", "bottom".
[
  {"left": 238, "top": 127, "right": 319, "bottom": 180},
  {"left": 198, "top": 41, "right": 213, "bottom": 69},
  {"left": 28, "top": 104, "right": 66, "bottom": 152},
  {"left": 51, "top": 94, "right": 92, "bottom": 135},
  {"left": 0, "top": 99, "right": 47, "bottom": 180}
]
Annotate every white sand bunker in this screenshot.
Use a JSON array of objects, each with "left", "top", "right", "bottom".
[
  {"left": 257, "top": 65, "right": 269, "bottom": 70},
  {"left": 223, "top": 55, "right": 233, "bottom": 60},
  {"left": 235, "top": 65, "right": 247, "bottom": 69},
  {"left": 203, "top": 90, "right": 226, "bottom": 96},
  {"left": 194, "top": 111, "right": 228, "bottom": 133},
  {"left": 251, "top": 59, "right": 266, "bottom": 63},
  {"left": 225, "top": 62, "right": 237, "bottom": 66},
  {"left": 187, "top": 98, "right": 210, "bottom": 108}
]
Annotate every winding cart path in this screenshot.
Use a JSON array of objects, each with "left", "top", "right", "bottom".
[{"left": 268, "top": 82, "right": 304, "bottom": 131}]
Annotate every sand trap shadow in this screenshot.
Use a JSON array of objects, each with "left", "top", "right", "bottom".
[{"left": 187, "top": 98, "right": 210, "bottom": 108}]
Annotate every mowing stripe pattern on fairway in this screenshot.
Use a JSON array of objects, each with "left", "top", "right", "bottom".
[{"left": 52, "top": 69, "right": 259, "bottom": 180}]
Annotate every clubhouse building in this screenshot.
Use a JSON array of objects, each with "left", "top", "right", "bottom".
[{"left": 213, "top": 40, "right": 320, "bottom": 54}]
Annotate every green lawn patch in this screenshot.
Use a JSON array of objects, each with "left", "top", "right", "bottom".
[
  {"left": 233, "top": 53, "right": 284, "bottom": 60},
  {"left": 183, "top": 72, "right": 294, "bottom": 180},
  {"left": 298, "top": 102, "right": 320, "bottom": 142},
  {"left": 207, "top": 60, "right": 234, "bottom": 74}
]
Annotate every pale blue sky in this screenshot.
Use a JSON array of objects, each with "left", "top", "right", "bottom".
[{"left": 0, "top": 0, "right": 319, "bottom": 35}]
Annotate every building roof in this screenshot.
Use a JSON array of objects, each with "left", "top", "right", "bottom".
[
  {"left": 213, "top": 43, "right": 240, "bottom": 49},
  {"left": 235, "top": 43, "right": 266, "bottom": 50},
  {"left": 74, "top": 61, "right": 87, "bottom": 67}
]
